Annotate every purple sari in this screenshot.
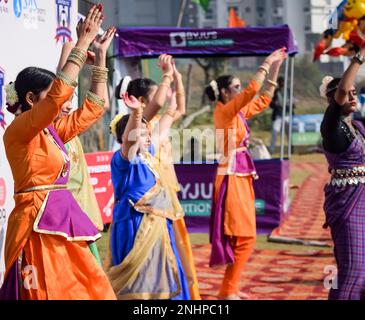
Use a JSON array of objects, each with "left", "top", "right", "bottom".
[{"left": 323, "top": 120, "right": 365, "bottom": 300}]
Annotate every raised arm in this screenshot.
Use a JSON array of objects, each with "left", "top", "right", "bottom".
[
  {"left": 172, "top": 62, "right": 186, "bottom": 122},
  {"left": 335, "top": 47, "right": 365, "bottom": 105},
  {"left": 151, "top": 92, "right": 177, "bottom": 150},
  {"left": 60, "top": 5, "right": 103, "bottom": 87},
  {"left": 8, "top": 6, "right": 103, "bottom": 143},
  {"left": 221, "top": 48, "right": 287, "bottom": 120},
  {"left": 143, "top": 54, "right": 174, "bottom": 121},
  {"left": 242, "top": 53, "right": 287, "bottom": 119},
  {"left": 54, "top": 27, "right": 116, "bottom": 142}
]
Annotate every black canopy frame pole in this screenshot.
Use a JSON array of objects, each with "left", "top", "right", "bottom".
[
  {"left": 288, "top": 57, "right": 295, "bottom": 159},
  {"left": 280, "top": 57, "right": 289, "bottom": 160}
]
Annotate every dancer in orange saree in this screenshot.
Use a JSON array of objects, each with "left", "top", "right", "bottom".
[
  {"left": 206, "top": 48, "right": 287, "bottom": 300},
  {"left": 0, "top": 5, "right": 116, "bottom": 300},
  {"left": 55, "top": 27, "right": 116, "bottom": 266}
]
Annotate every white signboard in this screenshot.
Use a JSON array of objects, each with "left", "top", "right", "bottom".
[{"left": 0, "top": 0, "right": 78, "bottom": 287}]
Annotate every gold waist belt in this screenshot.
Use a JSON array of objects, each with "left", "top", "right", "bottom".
[{"left": 17, "top": 184, "right": 68, "bottom": 194}]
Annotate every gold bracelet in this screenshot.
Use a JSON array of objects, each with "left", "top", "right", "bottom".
[
  {"left": 91, "top": 75, "right": 108, "bottom": 83},
  {"left": 86, "top": 91, "right": 105, "bottom": 107},
  {"left": 162, "top": 74, "right": 173, "bottom": 82},
  {"left": 91, "top": 66, "right": 109, "bottom": 83},
  {"left": 92, "top": 66, "right": 109, "bottom": 74},
  {"left": 258, "top": 66, "right": 269, "bottom": 77},
  {"left": 92, "top": 78, "right": 108, "bottom": 83},
  {"left": 176, "top": 91, "right": 185, "bottom": 97},
  {"left": 67, "top": 55, "right": 84, "bottom": 68},
  {"left": 166, "top": 107, "right": 176, "bottom": 118},
  {"left": 267, "top": 80, "right": 278, "bottom": 88},
  {"left": 73, "top": 46, "right": 87, "bottom": 56},
  {"left": 132, "top": 109, "right": 143, "bottom": 122},
  {"left": 67, "top": 47, "right": 87, "bottom": 68}
]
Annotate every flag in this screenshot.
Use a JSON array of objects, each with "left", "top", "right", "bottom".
[
  {"left": 193, "top": 0, "right": 211, "bottom": 13},
  {"left": 228, "top": 7, "right": 246, "bottom": 28}
]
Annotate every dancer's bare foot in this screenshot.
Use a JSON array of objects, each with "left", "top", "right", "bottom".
[
  {"left": 218, "top": 292, "right": 252, "bottom": 300},
  {"left": 217, "top": 294, "right": 241, "bottom": 300},
  {"left": 238, "top": 292, "right": 251, "bottom": 300}
]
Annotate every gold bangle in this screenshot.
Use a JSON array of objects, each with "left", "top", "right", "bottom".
[
  {"left": 86, "top": 91, "right": 105, "bottom": 107},
  {"left": 258, "top": 66, "right": 269, "bottom": 77},
  {"left": 166, "top": 107, "right": 176, "bottom": 118},
  {"left": 91, "top": 66, "right": 109, "bottom": 83},
  {"left": 67, "top": 47, "right": 87, "bottom": 68},
  {"left": 162, "top": 74, "right": 173, "bottom": 82},
  {"left": 267, "top": 80, "right": 278, "bottom": 88},
  {"left": 73, "top": 46, "right": 87, "bottom": 56},
  {"left": 132, "top": 109, "right": 143, "bottom": 122},
  {"left": 67, "top": 55, "right": 84, "bottom": 68},
  {"left": 91, "top": 76, "right": 108, "bottom": 82},
  {"left": 92, "top": 78, "right": 108, "bottom": 83}
]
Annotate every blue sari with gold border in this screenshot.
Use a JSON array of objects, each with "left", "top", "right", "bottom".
[{"left": 109, "top": 145, "right": 190, "bottom": 300}]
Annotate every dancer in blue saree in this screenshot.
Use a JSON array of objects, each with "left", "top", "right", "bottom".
[{"left": 107, "top": 67, "right": 190, "bottom": 300}]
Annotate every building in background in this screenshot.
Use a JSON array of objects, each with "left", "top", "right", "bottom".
[
  {"left": 78, "top": 0, "right": 348, "bottom": 73},
  {"left": 79, "top": 0, "right": 199, "bottom": 27},
  {"left": 197, "top": 0, "right": 346, "bottom": 72},
  {"left": 198, "top": 0, "right": 339, "bottom": 56}
]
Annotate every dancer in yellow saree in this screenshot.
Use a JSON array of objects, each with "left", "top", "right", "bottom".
[
  {"left": 108, "top": 55, "right": 192, "bottom": 299},
  {"left": 149, "top": 61, "right": 201, "bottom": 299}
]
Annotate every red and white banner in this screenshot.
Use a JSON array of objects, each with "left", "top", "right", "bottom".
[{"left": 84, "top": 152, "right": 114, "bottom": 224}]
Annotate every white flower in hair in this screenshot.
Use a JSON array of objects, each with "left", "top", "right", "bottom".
[
  {"left": 5, "top": 83, "right": 19, "bottom": 106},
  {"left": 119, "top": 76, "right": 132, "bottom": 98},
  {"left": 319, "top": 76, "right": 334, "bottom": 98},
  {"left": 210, "top": 80, "right": 219, "bottom": 100}
]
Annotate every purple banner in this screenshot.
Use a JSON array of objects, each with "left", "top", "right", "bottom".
[
  {"left": 116, "top": 25, "right": 298, "bottom": 58},
  {"left": 175, "top": 159, "right": 290, "bottom": 235}
]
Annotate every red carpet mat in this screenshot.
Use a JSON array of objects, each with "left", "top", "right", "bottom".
[
  {"left": 270, "top": 163, "right": 332, "bottom": 242},
  {"left": 193, "top": 162, "right": 335, "bottom": 300},
  {"left": 193, "top": 245, "right": 334, "bottom": 300}
]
